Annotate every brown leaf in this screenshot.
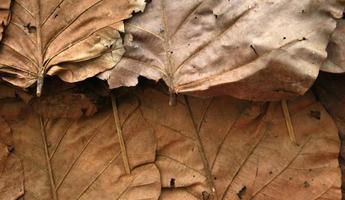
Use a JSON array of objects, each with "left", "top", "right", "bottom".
[
  {"left": 137, "top": 87, "right": 341, "bottom": 199},
  {"left": 323, "top": 20, "right": 345, "bottom": 73},
  {"left": 313, "top": 72, "right": 345, "bottom": 197},
  {"left": 31, "top": 92, "right": 98, "bottom": 119},
  {"left": 99, "top": 0, "right": 344, "bottom": 101},
  {"left": 0, "top": 117, "right": 24, "bottom": 200},
  {"left": 0, "top": 0, "right": 11, "bottom": 41},
  {"left": 0, "top": 82, "right": 32, "bottom": 102},
  {"left": 0, "top": 83, "right": 30, "bottom": 120},
  {"left": 8, "top": 94, "right": 161, "bottom": 200},
  {"left": 0, "top": 0, "right": 146, "bottom": 96}
]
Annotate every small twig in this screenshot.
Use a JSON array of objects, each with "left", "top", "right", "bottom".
[
  {"left": 111, "top": 92, "right": 131, "bottom": 174},
  {"left": 281, "top": 100, "right": 297, "bottom": 145}
]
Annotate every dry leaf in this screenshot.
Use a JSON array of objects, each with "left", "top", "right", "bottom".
[
  {"left": 136, "top": 87, "right": 341, "bottom": 199},
  {"left": 99, "top": 0, "right": 344, "bottom": 101},
  {"left": 0, "top": 83, "right": 30, "bottom": 120},
  {"left": 31, "top": 92, "right": 98, "bottom": 119},
  {"left": 0, "top": 0, "right": 146, "bottom": 96},
  {"left": 322, "top": 20, "right": 345, "bottom": 73},
  {"left": 0, "top": 0, "right": 11, "bottom": 41},
  {"left": 314, "top": 72, "right": 345, "bottom": 197},
  {"left": 0, "top": 117, "right": 24, "bottom": 200},
  {"left": 9, "top": 94, "right": 161, "bottom": 200}
]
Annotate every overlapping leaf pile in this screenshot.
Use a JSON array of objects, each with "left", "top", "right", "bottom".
[
  {"left": 1, "top": 0, "right": 345, "bottom": 200},
  {"left": 0, "top": 0, "right": 344, "bottom": 100},
  {"left": 0, "top": 83, "right": 343, "bottom": 199}
]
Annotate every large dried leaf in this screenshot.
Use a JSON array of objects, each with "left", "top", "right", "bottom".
[
  {"left": 137, "top": 87, "right": 341, "bottom": 199},
  {"left": 0, "top": 0, "right": 11, "bottom": 42},
  {"left": 0, "top": 0, "right": 146, "bottom": 96},
  {"left": 9, "top": 95, "right": 161, "bottom": 200},
  {"left": 322, "top": 20, "right": 345, "bottom": 73},
  {"left": 100, "top": 0, "right": 344, "bottom": 101},
  {"left": 0, "top": 117, "right": 24, "bottom": 200}
]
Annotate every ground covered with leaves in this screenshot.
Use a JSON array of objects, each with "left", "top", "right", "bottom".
[{"left": 1, "top": 0, "right": 345, "bottom": 200}]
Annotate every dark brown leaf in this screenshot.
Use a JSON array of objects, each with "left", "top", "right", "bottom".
[
  {"left": 0, "top": 0, "right": 11, "bottom": 42},
  {"left": 0, "top": 117, "right": 24, "bottom": 200}
]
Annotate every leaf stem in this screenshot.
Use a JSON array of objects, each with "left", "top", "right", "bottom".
[
  {"left": 281, "top": 100, "right": 298, "bottom": 145},
  {"left": 39, "top": 116, "right": 58, "bottom": 200},
  {"left": 111, "top": 92, "right": 131, "bottom": 174},
  {"left": 184, "top": 95, "right": 217, "bottom": 199},
  {"left": 169, "top": 88, "right": 176, "bottom": 106},
  {"left": 35, "top": 0, "right": 45, "bottom": 97}
]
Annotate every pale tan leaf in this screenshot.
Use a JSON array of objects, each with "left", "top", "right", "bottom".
[
  {"left": 100, "top": 0, "right": 344, "bottom": 101},
  {"left": 136, "top": 87, "right": 341, "bottom": 200},
  {"left": 0, "top": 0, "right": 11, "bottom": 42},
  {"left": 8, "top": 94, "right": 161, "bottom": 200},
  {"left": 0, "top": 117, "right": 24, "bottom": 200},
  {"left": 0, "top": 0, "right": 146, "bottom": 96},
  {"left": 322, "top": 20, "right": 345, "bottom": 73}
]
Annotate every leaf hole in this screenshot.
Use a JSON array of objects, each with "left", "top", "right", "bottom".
[
  {"left": 24, "top": 23, "right": 37, "bottom": 33},
  {"left": 170, "top": 178, "right": 175, "bottom": 188},
  {"left": 310, "top": 110, "right": 321, "bottom": 120},
  {"left": 304, "top": 181, "right": 310, "bottom": 188},
  {"left": 237, "top": 186, "right": 247, "bottom": 199}
]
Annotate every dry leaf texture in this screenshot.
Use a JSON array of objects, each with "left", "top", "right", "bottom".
[
  {"left": 0, "top": 117, "right": 24, "bottom": 200},
  {"left": 314, "top": 72, "right": 345, "bottom": 197},
  {"left": 100, "top": 0, "right": 344, "bottom": 101},
  {"left": 0, "top": 0, "right": 146, "bottom": 96},
  {"left": 0, "top": 0, "right": 11, "bottom": 42},
  {"left": 8, "top": 94, "right": 161, "bottom": 200},
  {"left": 137, "top": 87, "right": 341, "bottom": 200}
]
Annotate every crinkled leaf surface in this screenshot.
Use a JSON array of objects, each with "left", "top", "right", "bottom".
[
  {"left": 8, "top": 95, "right": 160, "bottom": 200},
  {"left": 100, "top": 0, "right": 344, "bottom": 101},
  {"left": 137, "top": 87, "right": 341, "bottom": 199},
  {"left": 0, "top": 0, "right": 146, "bottom": 95},
  {"left": 0, "top": 117, "right": 24, "bottom": 200},
  {"left": 0, "top": 0, "right": 11, "bottom": 41},
  {"left": 322, "top": 20, "right": 345, "bottom": 73}
]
